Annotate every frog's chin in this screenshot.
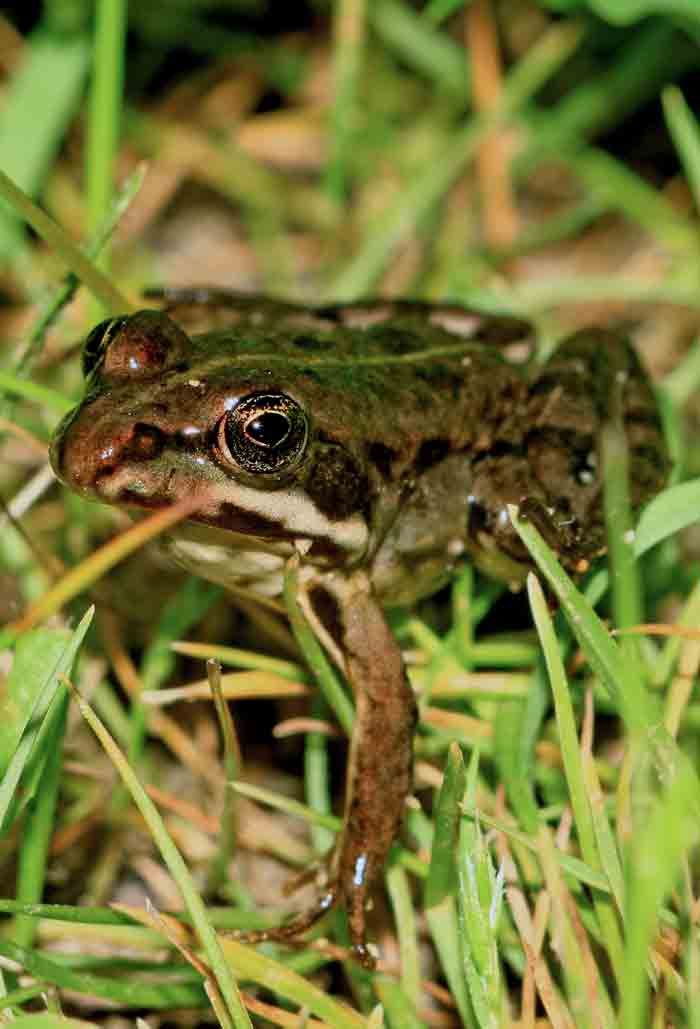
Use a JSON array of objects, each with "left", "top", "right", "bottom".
[{"left": 161, "top": 528, "right": 293, "bottom": 601}]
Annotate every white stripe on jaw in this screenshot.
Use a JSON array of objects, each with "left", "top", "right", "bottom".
[
  {"left": 102, "top": 466, "right": 369, "bottom": 553},
  {"left": 205, "top": 478, "right": 370, "bottom": 552}
]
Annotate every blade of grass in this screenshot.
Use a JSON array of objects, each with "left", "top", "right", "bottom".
[
  {"left": 369, "top": 0, "right": 469, "bottom": 101},
  {"left": 456, "top": 750, "right": 503, "bottom": 1029},
  {"left": 0, "top": 25, "right": 90, "bottom": 258},
  {"left": 634, "top": 479, "right": 700, "bottom": 558},
  {"left": 13, "top": 164, "right": 146, "bottom": 381},
  {"left": 331, "top": 20, "right": 582, "bottom": 298},
  {"left": 527, "top": 574, "right": 624, "bottom": 989},
  {"left": 171, "top": 641, "right": 305, "bottom": 681},
  {"left": 0, "top": 497, "right": 202, "bottom": 648},
  {"left": 0, "top": 608, "right": 93, "bottom": 834},
  {"left": 283, "top": 557, "right": 354, "bottom": 735},
  {"left": 425, "top": 742, "right": 465, "bottom": 908},
  {"left": 0, "top": 169, "right": 133, "bottom": 314},
  {"left": 661, "top": 337, "right": 700, "bottom": 408},
  {"left": 326, "top": 0, "right": 367, "bottom": 203},
  {"left": 0, "top": 940, "right": 205, "bottom": 1010},
  {"left": 600, "top": 383, "right": 642, "bottom": 632},
  {"left": 206, "top": 660, "right": 240, "bottom": 895},
  {"left": 619, "top": 755, "right": 700, "bottom": 1029},
  {"left": 13, "top": 694, "right": 68, "bottom": 948},
  {"left": 662, "top": 86, "right": 700, "bottom": 213},
  {"left": 508, "top": 505, "right": 653, "bottom": 733},
  {"left": 536, "top": 828, "right": 614, "bottom": 1028},
  {"left": 304, "top": 695, "right": 334, "bottom": 854},
  {"left": 219, "top": 938, "right": 366, "bottom": 1029},
  {"left": 385, "top": 862, "right": 420, "bottom": 1013},
  {"left": 85, "top": 0, "right": 127, "bottom": 273},
  {"left": 373, "top": 975, "right": 424, "bottom": 1029},
  {"left": 68, "top": 683, "right": 252, "bottom": 1029},
  {"left": 0, "top": 372, "right": 73, "bottom": 415}
]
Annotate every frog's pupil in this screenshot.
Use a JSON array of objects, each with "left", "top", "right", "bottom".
[{"left": 246, "top": 411, "right": 291, "bottom": 448}]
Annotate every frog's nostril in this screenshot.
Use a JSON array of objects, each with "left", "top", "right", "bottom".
[{"left": 127, "top": 424, "right": 166, "bottom": 462}]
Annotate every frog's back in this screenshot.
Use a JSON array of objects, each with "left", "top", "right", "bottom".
[{"left": 175, "top": 295, "right": 532, "bottom": 485}]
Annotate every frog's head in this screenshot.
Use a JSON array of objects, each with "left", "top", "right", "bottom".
[{"left": 49, "top": 310, "right": 371, "bottom": 558}]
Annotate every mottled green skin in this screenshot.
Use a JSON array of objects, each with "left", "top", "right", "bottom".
[{"left": 50, "top": 291, "right": 669, "bottom": 965}]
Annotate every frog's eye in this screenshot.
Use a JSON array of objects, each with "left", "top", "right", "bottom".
[
  {"left": 81, "top": 317, "right": 129, "bottom": 376},
  {"left": 221, "top": 393, "right": 308, "bottom": 474}
]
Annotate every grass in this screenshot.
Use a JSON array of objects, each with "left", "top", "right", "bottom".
[{"left": 2, "top": 2, "right": 700, "bottom": 1026}]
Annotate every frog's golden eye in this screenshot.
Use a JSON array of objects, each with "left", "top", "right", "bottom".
[
  {"left": 82, "top": 317, "right": 129, "bottom": 377},
  {"left": 222, "top": 392, "right": 308, "bottom": 474}
]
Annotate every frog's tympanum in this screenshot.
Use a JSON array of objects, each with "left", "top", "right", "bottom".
[{"left": 50, "top": 290, "right": 669, "bottom": 965}]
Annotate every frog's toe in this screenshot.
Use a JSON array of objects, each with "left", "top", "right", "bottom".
[{"left": 229, "top": 884, "right": 338, "bottom": 948}]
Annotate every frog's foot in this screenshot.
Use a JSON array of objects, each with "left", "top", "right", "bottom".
[
  {"left": 231, "top": 883, "right": 338, "bottom": 947},
  {"left": 228, "top": 880, "right": 376, "bottom": 968},
  {"left": 517, "top": 496, "right": 602, "bottom": 573}
]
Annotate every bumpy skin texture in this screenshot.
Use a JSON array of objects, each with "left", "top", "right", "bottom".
[{"left": 50, "top": 290, "right": 669, "bottom": 964}]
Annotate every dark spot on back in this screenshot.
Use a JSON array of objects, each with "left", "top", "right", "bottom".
[
  {"left": 414, "top": 364, "right": 463, "bottom": 398},
  {"left": 471, "top": 440, "right": 522, "bottom": 464},
  {"left": 290, "top": 334, "right": 333, "bottom": 351},
  {"left": 367, "top": 326, "right": 418, "bottom": 354},
  {"left": 415, "top": 438, "right": 450, "bottom": 472},
  {"left": 476, "top": 316, "right": 532, "bottom": 344},
  {"left": 299, "top": 368, "right": 321, "bottom": 383},
  {"left": 367, "top": 441, "right": 398, "bottom": 479}
]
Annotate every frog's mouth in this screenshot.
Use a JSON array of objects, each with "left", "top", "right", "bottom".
[{"left": 51, "top": 403, "right": 370, "bottom": 559}]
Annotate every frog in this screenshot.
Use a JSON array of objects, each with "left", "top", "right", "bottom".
[{"left": 49, "top": 288, "right": 669, "bottom": 966}]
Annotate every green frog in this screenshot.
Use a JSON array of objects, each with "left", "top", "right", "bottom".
[{"left": 49, "top": 289, "right": 668, "bottom": 965}]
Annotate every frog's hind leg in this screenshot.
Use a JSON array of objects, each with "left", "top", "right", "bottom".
[
  {"left": 527, "top": 327, "right": 669, "bottom": 512},
  {"left": 468, "top": 328, "right": 669, "bottom": 575}
]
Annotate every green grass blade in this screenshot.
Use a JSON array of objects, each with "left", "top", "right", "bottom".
[
  {"left": 0, "top": 27, "right": 90, "bottom": 258},
  {"left": 620, "top": 756, "right": 700, "bottom": 1029},
  {"left": 85, "top": 0, "right": 127, "bottom": 265},
  {"left": 13, "top": 694, "right": 68, "bottom": 949},
  {"left": 369, "top": 0, "right": 469, "bottom": 101},
  {"left": 0, "top": 940, "right": 205, "bottom": 1009},
  {"left": 283, "top": 558, "right": 354, "bottom": 735},
  {"left": 326, "top": 0, "right": 367, "bottom": 203},
  {"left": 634, "top": 480, "right": 700, "bottom": 557},
  {"left": 528, "top": 574, "right": 624, "bottom": 988},
  {"left": 0, "top": 371, "right": 73, "bottom": 415},
  {"left": 0, "top": 609, "right": 93, "bottom": 833},
  {"left": 662, "top": 85, "right": 700, "bottom": 213},
  {"left": 508, "top": 505, "right": 653, "bottom": 733},
  {"left": 0, "top": 169, "right": 133, "bottom": 314},
  {"left": 425, "top": 742, "right": 465, "bottom": 908},
  {"left": 385, "top": 862, "right": 420, "bottom": 1012},
  {"left": 70, "top": 688, "right": 253, "bottom": 1029},
  {"left": 373, "top": 974, "right": 425, "bottom": 1029}
]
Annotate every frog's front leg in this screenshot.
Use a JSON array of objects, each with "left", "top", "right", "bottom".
[
  {"left": 312, "top": 569, "right": 417, "bottom": 965},
  {"left": 235, "top": 567, "right": 416, "bottom": 967}
]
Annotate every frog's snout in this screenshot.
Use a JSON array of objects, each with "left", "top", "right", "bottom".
[{"left": 50, "top": 403, "right": 166, "bottom": 498}]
